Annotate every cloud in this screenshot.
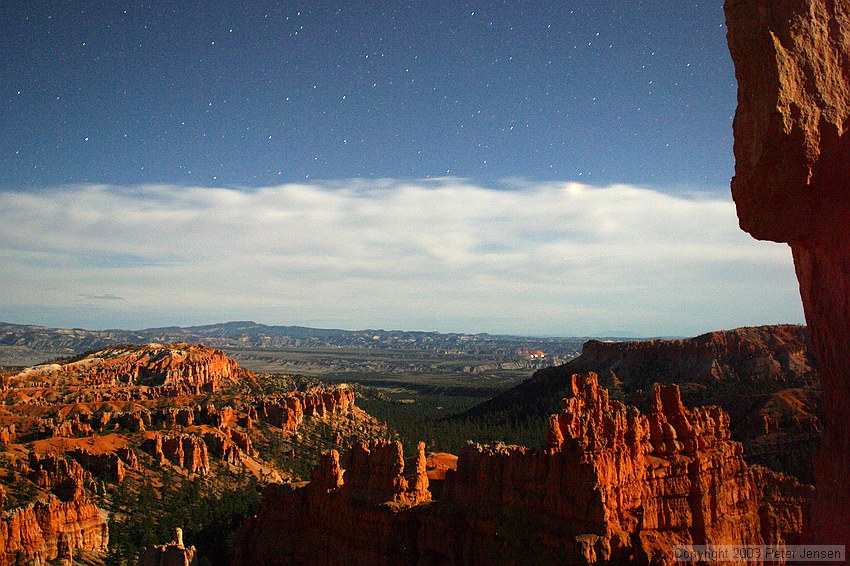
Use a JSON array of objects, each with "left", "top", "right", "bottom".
[
  {"left": 77, "top": 294, "right": 125, "bottom": 301},
  {"left": 0, "top": 180, "right": 803, "bottom": 336}
]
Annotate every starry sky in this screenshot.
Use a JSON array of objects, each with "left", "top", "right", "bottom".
[{"left": 0, "top": 1, "right": 805, "bottom": 336}]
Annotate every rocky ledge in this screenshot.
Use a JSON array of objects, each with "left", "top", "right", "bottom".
[{"left": 234, "top": 373, "right": 811, "bottom": 565}]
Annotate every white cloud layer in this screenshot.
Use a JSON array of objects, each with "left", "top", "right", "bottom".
[{"left": 0, "top": 180, "right": 803, "bottom": 336}]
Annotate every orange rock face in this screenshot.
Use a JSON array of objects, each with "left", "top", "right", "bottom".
[
  {"left": 67, "top": 447, "right": 136, "bottom": 483},
  {"left": 725, "top": 0, "right": 850, "bottom": 544},
  {"left": 0, "top": 343, "right": 357, "bottom": 482},
  {"left": 342, "top": 439, "right": 430, "bottom": 507},
  {"left": 253, "top": 389, "right": 355, "bottom": 432},
  {"left": 234, "top": 440, "right": 430, "bottom": 565},
  {"left": 473, "top": 324, "right": 820, "bottom": 483},
  {"left": 0, "top": 342, "right": 368, "bottom": 563},
  {"left": 234, "top": 374, "right": 805, "bottom": 564},
  {"left": 141, "top": 432, "right": 210, "bottom": 476},
  {"left": 0, "top": 495, "right": 108, "bottom": 566},
  {"left": 10, "top": 343, "right": 254, "bottom": 394},
  {"left": 28, "top": 452, "right": 88, "bottom": 502},
  {"left": 424, "top": 452, "right": 457, "bottom": 481},
  {"left": 436, "top": 375, "right": 765, "bottom": 563},
  {"left": 571, "top": 325, "right": 815, "bottom": 388}
]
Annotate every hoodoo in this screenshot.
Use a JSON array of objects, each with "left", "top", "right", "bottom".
[
  {"left": 234, "top": 373, "right": 807, "bottom": 564},
  {"left": 725, "top": 0, "right": 850, "bottom": 544}
]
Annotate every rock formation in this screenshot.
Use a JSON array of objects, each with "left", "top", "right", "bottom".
[
  {"left": 253, "top": 389, "right": 355, "bottom": 432},
  {"left": 725, "top": 0, "right": 850, "bottom": 543},
  {"left": 343, "top": 439, "right": 430, "bottom": 507},
  {"left": 234, "top": 373, "right": 808, "bottom": 564},
  {"left": 563, "top": 325, "right": 815, "bottom": 388},
  {"left": 424, "top": 452, "right": 457, "bottom": 481},
  {"left": 26, "top": 443, "right": 140, "bottom": 500},
  {"left": 137, "top": 527, "right": 198, "bottom": 566},
  {"left": 27, "top": 452, "right": 88, "bottom": 502},
  {"left": 234, "top": 440, "right": 431, "bottom": 565},
  {"left": 751, "top": 465, "right": 814, "bottom": 546},
  {"left": 10, "top": 343, "right": 254, "bottom": 393},
  {"left": 466, "top": 325, "right": 821, "bottom": 481},
  {"left": 67, "top": 447, "right": 137, "bottom": 483},
  {"left": 0, "top": 342, "right": 374, "bottom": 562},
  {"left": 0, "top": 495, "right": 108, "bottom": 565},
  {"left": 141, "top": 433, "right": 210, "bottom": 475},
  {"left": 437, "top": 375, "right": 766, "bottom": 563}
]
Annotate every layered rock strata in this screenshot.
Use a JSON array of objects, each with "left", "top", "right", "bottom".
[
  {"left": 253, "top": 389, "right": 354, "bottom": 432},
  {"left": 468, "top": 325, "right": 821, "bottom": 481},
  {"left": 0, "top": 342, "right": 369, "bottom": 563},
  {"left": 8, "top": 343, "right": 253, "bottom": 393},
  {"left": 234, "top": 373, "right": 807, "bottom": 565},
  {"left": 570, "top": 325, "right": 814, "bottom": 387},
  {"left": 141, "top": 433, "right": 210, "bottom": 475},
  {"left": 725, "top": 0, "right": 850, "bottom": 543},
  {"left": 0, "top": 495, "right": 108, "bottom": 566},
  {"left": 27, "top": 453, "right": 89, "bottom": 502}
]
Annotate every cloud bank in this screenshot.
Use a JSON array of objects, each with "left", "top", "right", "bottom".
[{"left": 0, "top": 180, "right": 803, "bottom": 336}]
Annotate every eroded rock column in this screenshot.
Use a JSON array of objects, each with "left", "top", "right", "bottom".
[{"left": 725, "top": 0, "right": 850, "bottom": 544}]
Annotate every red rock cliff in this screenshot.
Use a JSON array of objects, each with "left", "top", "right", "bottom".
[
  {"left": 253, "top": 388, "right": 355, "bottom": 432},
  {"left": 470, "top": 325, "right": 820, "bottom": 482},
  {"left": 14, "top": 343, "right": 253, "bottom": 392},
  {"left": 141, "top": 432, "right": 210, "bottom": 475},
  {"left": 233, "top": 440, "right": 429, "bottom": 565},
  {"left": 0, "top": 495, "right": 108, "bottom": 566},
  {"left": 234, "top": 374, "right": 803, "bottom": 565},
  {"left": 428, "top": 374, "right": 765, "bottom": 564},
  {"left": 725, "top": 0, "right": 850, "bottom": 544},
  {"left": 573, "top": 325, "right": 814, "bottom": 388}
]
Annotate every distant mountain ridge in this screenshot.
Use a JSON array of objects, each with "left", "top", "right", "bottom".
[{"left": 0, "top": 320, "right": 585, "bottom": 367}]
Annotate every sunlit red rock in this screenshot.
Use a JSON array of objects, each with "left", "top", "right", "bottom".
[
  {"left": 725, "top": 0, "right": 850, "bottom": 543},
  {"left": 9, "top": 343, "right": 253, "bottom": 393},
  {"left": 234, "top": 373, "right": 804, "bottom": 564},
  {"left": 425, "top": 452, "right": 457, "bottom": 481},
  {"left": 27, "top": 452, "right": 88, "bottom": 502},
  {"left": 141, "top": 432, "right": 209, "bottom": 476},
  {"left": 0, "top": 341, "right": 369, "bottom": 564},
  {"left": 0, "top": 494, "right": 108, "bottom": 565}
]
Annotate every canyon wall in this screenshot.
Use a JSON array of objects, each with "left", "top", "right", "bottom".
[
  {"left": 571, "top": 325, "right": 814, "bottom": 388},
  {"left": 725, "top": 0, "right": 850, "bottom": 544},
  {"left": 234, "top": 373, "right": 806, "bottom": 565},
  {"left": 11, "top": 343, "right": 254, "bottom": 392},
  {"left": 0, "top": 495, "right": 108, "bottom": 566},
  {"left": 0, "top": 343, "right": 365, "bottom": 563},
  {"left": 467, "top": 324, "right": 821, "bottom": 482},
  {"left": 234, "top": 440, "right": 430, "bottom": 565}
]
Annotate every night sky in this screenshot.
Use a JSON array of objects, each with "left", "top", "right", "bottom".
[
  {"left": 0, "top": 2, "right": 804, "bottom": 336},
  {"left": 3, "top": 1, "right": 734, "bottom": 189}
]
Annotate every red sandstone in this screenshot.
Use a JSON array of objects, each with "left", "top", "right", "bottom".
[
  {"left": 234, "top": 373, "right": 807, "bottom": 564},
  {"left": 0, "top": 495, "right": 108, "bottom": 566},
  {"left": 725, "top": 0, "right": 850, "bottom": 543}
]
